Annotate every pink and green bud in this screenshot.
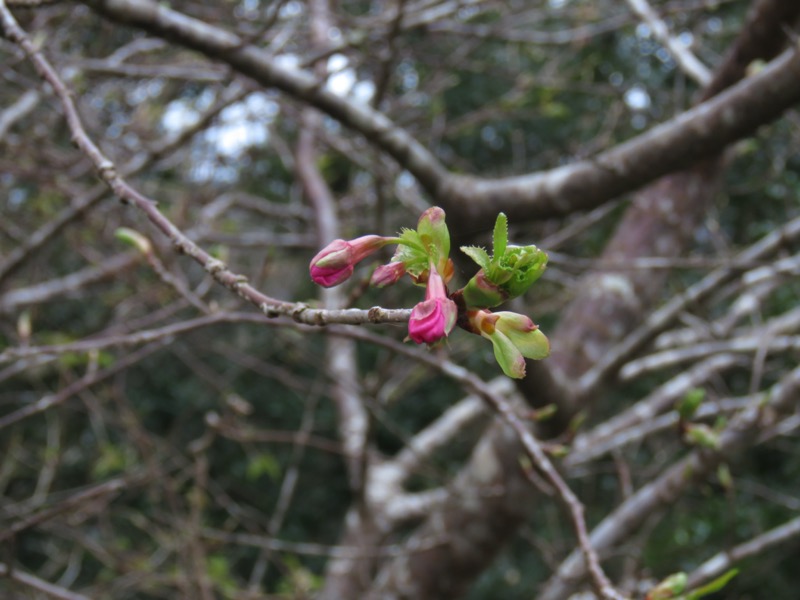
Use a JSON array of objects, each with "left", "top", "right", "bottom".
[
  {"left": 393, "top": 207, "right": 452, "bottom": 283},
  {"left": 310, "top": 235, "right": 391, "bottom": 287},
  {"left": 468, "top": 309, "right": 550, "bottom": 378},
  {"left": 461, "top": 269, "right": 507, "bottom": 308},
  {"left": 493, "top": 311, "right": 550, "bottom": 360},
  {"left": 416, "top": 207, "right": 450, "bottom": 274},
  {"left": 370, "top": 261, "right": 406, "bottom": 288},
  {"left": 407, "top": 265, "right": 457, "bottom": 345},
  {"left": 647, "top": 572, "right": 687, "bottom": 599}
]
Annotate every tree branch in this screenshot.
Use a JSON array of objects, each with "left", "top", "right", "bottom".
[
  {"left": 298, "top": 0, "right": 369, "bottom": 494},
  {"left": 686, "top": 516, "right": 800, "bottom": 590},
  {"left": 81, "top": 0, "right": 800, "bottom": 228},
  {"left": 566, "top": 354, "right": 742, "bottom": 468},
  {"left": 0, "top": 312, "right": 271, "bottom": 364},
  {"left": 0, "top": 88, "right": 39, "bottom": 140},
  {"left": 578, "top": 211, "right": 800, "bottom": 395},
  {"left": 0, "top": 563, "right": 91, "bottom": 600},
  {"left": 328, "top": 329, "right": 622, "bottom": 600},
  {"left": 625, "top": 0, "right": 711, "bottom": 86},
  {"left": 538, "top": 364, "right": 800, "bottom": 600},
  {"left": 0, "top": 3, "right": 412, "bottom": 327},
  {"left": 81, "top": 0, "right": 448, "bottom": 196}
]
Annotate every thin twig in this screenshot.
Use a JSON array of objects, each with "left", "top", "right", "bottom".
[
  {"left": 579, "top": 211, "right": 800, "bottom": 394},
  {"left": 0, "top": 342, "right": 165, "bottom": 431},
  {"left": 0, "top": 5, "right": 411, "bottom": 328},
  {"left": 0, "top": 479, "right": 126, "bottom": 543},
  {"left": 202, "top": 527, "right": 445, "bottom": 559},
  {"left": 328, "top": 326, "right": 626, "bottom": 600},
  {"left": 685, "top": 515, "right": 800, "bottom": 590},
  {"left": 567, "top": 354, "right": 741, "bottom": 467},
  {"left": 625, "top": 0, "right": 712, "bottom": 85},
  {"left": 539, "top": 364, "right": 800, "bottom": 600},
  {"left": 0, "top": 563, "right": 91, "bottom": 600},
  {"left": 620, "top": 335, "right": 800, "bottom": 380},
  {"left": 0, "top": 88, "right": 39, "bottom": 140},
  {"left": 0, "top": 312, "right": 269, "bottom": 364}
]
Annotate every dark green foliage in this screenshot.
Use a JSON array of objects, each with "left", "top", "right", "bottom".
[{"left": 2, "top": 0, "right": 799, "bottom": 597}]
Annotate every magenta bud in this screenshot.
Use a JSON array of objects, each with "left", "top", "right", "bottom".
[
  {"left": 310, "top": 235, "right": 391, "bottom": 288},
  {"left": 371, "top": 261, "right": 406, "bottom": 288},
  {"left": 408, "top": 297, "right": 457, "bottom": 344},
  {"left": 407, "top": 265, "right": 457, "bottom": 345}
]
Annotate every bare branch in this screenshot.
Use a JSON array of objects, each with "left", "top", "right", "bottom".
[
  {"left": 202, "top": 527, "right": 443, "bottom": 559},
  {"left": 539, "top": 364, "right": 800, "bottom": 600},
  {"left": 578, "top": 211, "right": 800, "bottom": 394},
  {"left": 621, "top": 336, "right": 800, "bottom": 380},
  {"left": 0, "top": 479, "right": 126, "bottom": 543},
  {"left": 385, "top": 391, "right": 491, "bottom": 481},
  {"left": 0, "top": 253, "right": 139, "bottom": 313},
  {"left": 0, "top": 312, "right": 270, "bottom": 364},
  {"left": 81, "top": 0, "right": 800, "bottom": 227},
  {"left": 0, "top": 342, "right": 164, "bottom": 431},
  {"left": 0, "top": 88, "right": 39, "bottom": 140},
  {"left": 0, "top": 5, "right": 412, "bottom": 327},
  {"left": 567, "top": 354, "right": 742, "bottom": 468},
  {"left": 625, "top": 0, "right": 711, "bottom": 85},
  {"left": 685, "top": 515, "right": 800, "bottom": 591},
  {"left": 0, "top": 563, "right": 91, "bottom": 600},
  {"left": 330, "top": 328, "right": 623, "bottom": 600},
  {"left": 81, "top": 0, "right": 447, "bottom": 195},
  {"left": 0, "top": 81, "right": 253, "bottom": 285}
]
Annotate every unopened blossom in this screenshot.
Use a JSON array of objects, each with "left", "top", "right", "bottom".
[
  {"left": 469, "top": 309, "right": 550, "bottom": 378},
  {"left": 393, "top": 207, "right": 453, "bottom": 284},
  {"left": 370, "top": 261, "right": 407, "bottom": 288},
  {"left": 407, "top": 264, "right": 457, "bottom": 345},
  {"left": 307, "top": 208, "right": 551, "bottom": 378},
  {"left": 309, "top": 235, "right": 392, "bottom": 287},
  {"left": 416, "top": 206, "right": 451, "bottom": 275}
]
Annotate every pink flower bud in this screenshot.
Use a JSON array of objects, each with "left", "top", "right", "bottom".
[
  {"left": 370, "top": 261, "right": 407, "bottom": 288},
  {"left": 408, "top": 297, "right": 458, "bottom": 344},
  {"left": 407, "top": 265, "right": 457, "bottom": 344},
  {"left": 310, "top": 235, "right": 390, "bottom": 287}
]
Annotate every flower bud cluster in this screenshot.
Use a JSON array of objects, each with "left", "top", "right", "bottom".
[{"left": 309, "top": 208, "right": 550, "bottom": 378}]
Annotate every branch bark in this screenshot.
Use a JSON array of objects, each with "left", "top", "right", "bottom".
[
  {"left": 368, "top": 2, "right": 800, "bottom": 597},
  {"left": 539, "top": 364, "right": 800, "bottom": 600},
  {"left": 81, "top": 0, "right": 800, "bottom": 228}
]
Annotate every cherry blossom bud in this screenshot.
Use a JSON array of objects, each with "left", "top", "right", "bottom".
[
  {"left": 493, "top": 311, "right": 549, "bottom": 361},
  {"left": 309, "top": 235, "right": 391, "bottom": 287},
  {"left": 416, "top": 206, "right": 451, "bottom": 275},
  {"left": 468, "top": 309, "right": 550, "bottom": 378},
  {"left": 407, "top": 265, "right": 457, "bottom": 344},
  {"left": 370, "top": 261, "right": 406, "bottom": 288},
  {"left": 647, "top": 572, "right": 687, "bottom": 600}
]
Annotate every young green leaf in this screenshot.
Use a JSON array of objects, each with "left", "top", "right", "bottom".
[
  {"left": 461, "top": 246, "right": 491, "bottom": 270},
  {"left": 492, "top": 212, "right": 508, "bottom": 259},
  {"left": 685, "top": 569, "right": 738, "bottom": 600}
]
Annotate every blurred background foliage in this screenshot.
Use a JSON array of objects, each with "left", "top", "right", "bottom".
[{"left": 1, "top": 0, "right": 799, "bottom": 598}]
